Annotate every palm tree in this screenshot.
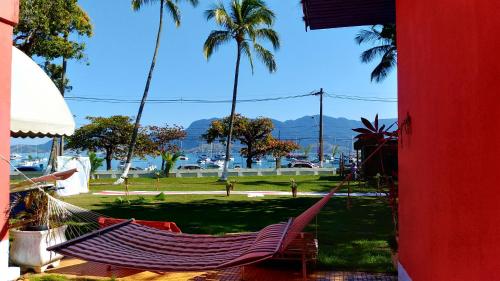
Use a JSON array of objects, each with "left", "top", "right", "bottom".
[
  {"left": 203, "top": 0, "right": 280, "bottom": 180},
  {"left": 160, "top": 150, "right": 182, "bottom": 177},
  {"left": 117, "top": 0, "right": 198, "bottom": 184},
  {"left": 355, "top": 24, "right": 396, "bottom": 83}
]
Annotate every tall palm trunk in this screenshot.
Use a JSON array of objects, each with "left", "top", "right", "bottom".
[
  {"left": 59, "top": 46, "right": 67, "bottom": 156},
  {"left": 46, "top": 45, "right": 67, "bottom": 174},
  {"left": 116, "top": 0, "right": 165, "bottom": 184},
  {"left": 221, "top": 42, "right": 242, "bottom": 180}
]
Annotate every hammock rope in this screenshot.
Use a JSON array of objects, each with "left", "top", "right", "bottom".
[{"left": 2, "top": 154, "right": 105, "bottom": 238}]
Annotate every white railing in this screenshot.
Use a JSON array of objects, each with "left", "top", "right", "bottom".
[
  {"left": 10, "top": 168, "right": 336, "bottom": 180},
  {"left": 95, "top": 168, "right": 335, "bottom": 179}
]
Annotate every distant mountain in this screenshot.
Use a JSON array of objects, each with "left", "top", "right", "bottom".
[
  {"left": 181, "top": 115, "right": 397, "bottom": 153},
  {"left": 10, "top": 141, "right": 52, "bottom": 154},
  {"left": 11, "top": 115, "right": 398, "bottom": 155}
]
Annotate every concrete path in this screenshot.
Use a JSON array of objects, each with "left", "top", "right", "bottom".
[{"left": 93, "top": 190, "right": 380, "bottom": 197}]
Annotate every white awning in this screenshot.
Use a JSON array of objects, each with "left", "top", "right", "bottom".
[{"left": 10, "top": 46, "right": 75, "bottom": 138}]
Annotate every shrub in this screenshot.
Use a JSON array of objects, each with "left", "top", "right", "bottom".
[
  {"left": 130, "top": 196, "right": 149, "bottom": 205},
  {"left": 154, "top": 192, "right": 166, "bottom": 201},
  {"left": 113, "top": 197, "right": 130, "bottom": 206}
]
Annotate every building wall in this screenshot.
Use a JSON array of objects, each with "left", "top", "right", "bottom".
[
  {"left": 0, "top": 0, "right": 18, "bottom": 273},
  {"left": 397, "top": 0, "right": 500, "bottom": 280}
]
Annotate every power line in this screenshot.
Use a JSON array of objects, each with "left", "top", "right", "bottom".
[
  {"left": 325, "top": 93, "right": 397, "bottom": 102},
  {"left": 65, "top": 91, "right": 397, "bottom": 104},
  {"left": 65, "top": 92, "right": 318, "bottom": 104}
]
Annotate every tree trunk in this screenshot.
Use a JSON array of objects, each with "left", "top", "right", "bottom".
[
  {"left": 275, "top": 157, "right": 281, "bottom": 169},
  {"left": 105, "top": 153, "right": 112, "bottom": 171},
  {"left": 246, "top": 156, "right": 252, "bottom": 169},
  {"left": 161, "top": 158, "right": 165, "bottom": 171},
  {"left": 58, "top": 34, "right": 68, "bottom": 156},
  {"left": 220, "top": 42, "right": 242, "bottom": 181},
  {"left": 116, "top": 0, "right": 165, "bottom": 184},
  {"left": 246, "top": 144, "right": 253, "bottom": 168},
  {"left": 45, "top": 45, "right": 67, "bottom": 174},
  {"left": 164, "top": 163, "right": 171, "bottom": 177},
  {"left": 45, "top": 138, "right": 58, "bottom": 174}
]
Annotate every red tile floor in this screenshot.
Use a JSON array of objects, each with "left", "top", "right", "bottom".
[{"left": 21, "top": 258, "right": 397, "bottom": 281}]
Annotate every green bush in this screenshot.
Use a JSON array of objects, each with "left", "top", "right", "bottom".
[
  {"left": 154, "top": 192, "right": 167, "bottom": 201},
  {"left": 130, "top": 196, "right": 149, "bottom": 205},
  {"left": 113, "top": 196, "right": 130, "bottom": 205}
]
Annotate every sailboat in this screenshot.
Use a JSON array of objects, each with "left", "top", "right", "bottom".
[{"left": 10, "top": 153, "right": 22, "bottom": 160}]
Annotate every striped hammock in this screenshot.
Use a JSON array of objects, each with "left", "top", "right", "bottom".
[{"left": 47, "top": 185, "right": 342, "bottom": 272}]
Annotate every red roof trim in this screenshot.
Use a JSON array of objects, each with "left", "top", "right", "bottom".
[{"left": 302, "top": 0, "right": 395, "bottom": 30}]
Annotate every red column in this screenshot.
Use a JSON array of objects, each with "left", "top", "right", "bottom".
[
  {"left": 0, "top": 0, "right": 19, "bottom": 277},
  {"left": 397, "top": 0, "right": 500, "bottom": 280}
]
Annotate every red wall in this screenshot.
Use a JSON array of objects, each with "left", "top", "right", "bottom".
[
  {"left": 0, "top": 0, "right": 18, "bottom": 242},
  {"left": 397, "top": 0, "right": 500, "bottom": 280}
]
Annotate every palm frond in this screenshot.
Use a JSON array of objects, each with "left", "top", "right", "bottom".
[
  {"left": 241, "top": 41, "right": 254, "bottom": 74},
  {"left": 132, "top": 0, "right": 160, "bottom": 11},
  {"left": 182, "top": 0, "right": 199, "bottom": 7},
  {"left": 165, "top": 0, "right": 181, "bottom": 27},
  {"left": 355, "top": 29, "right": 381, "bottom": 44},
  {"left": 203, "top": 0, "right": 278, "bottom": 73},
  {"left": 231, "top": 0, "right": 243, "bottom": 24},
  {"left": 203, "top": 30, "right": 232, "bottom": 59},
  {"left": 254, "top": 28, "right": 279, "bottom": 49},
  {"left": 240, "top": 0, "right": 265, "bottom": 18},
  {"left": 360, "top": 44, "right": 393, "bottom": 63},
  {"left": 371, "top": 48, "right": 397, "bottom": 82},
  {"left": 205, "top": 4, "right": 236, "bottom": 30},
  {"left": 253, "top": 43, "right": 276, "bottom": 73},
  {"left": 244, "top": 3, "right": 274, "bottom": 26}
]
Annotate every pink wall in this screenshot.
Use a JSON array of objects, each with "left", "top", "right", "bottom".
[
  {"left": 397, "top": 0, "right": 500, "bottom": 280},
  {"left": 0, "top": 0, "right": 18, "bottom": 244}
]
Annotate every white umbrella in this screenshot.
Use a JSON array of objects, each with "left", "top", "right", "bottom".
[{"left": 10, "top": 46, "right": 75, "bottom": 138}]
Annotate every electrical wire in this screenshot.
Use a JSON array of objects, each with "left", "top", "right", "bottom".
[
  {"left": 64, "top": 90, "right": 397, "bottom": 104},
  {"left": 65, "top": 92, "right": 318, "bottom": 104}
]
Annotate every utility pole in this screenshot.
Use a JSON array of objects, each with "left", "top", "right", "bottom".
[{"left": 315, "top": 88, "right": 324, "bottom": 167}]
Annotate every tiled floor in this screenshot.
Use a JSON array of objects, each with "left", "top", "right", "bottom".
[{"left": 23, "top": 258, "right": 397, "bottom": 281}]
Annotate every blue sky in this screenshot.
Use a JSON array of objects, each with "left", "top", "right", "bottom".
[{"left": 13, "top": 0, "right": 397, "bottom": 144}]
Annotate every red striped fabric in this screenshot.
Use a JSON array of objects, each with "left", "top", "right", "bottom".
[
  {"left": 48, "top": 184, "right": 343, "bottom": 271},
  {"left": 48, "top": 219, "right": 291, "bottom": 271}
]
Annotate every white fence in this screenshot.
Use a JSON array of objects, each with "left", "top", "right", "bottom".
[{"left": 11, "top": 168, "right": 336, "bottom": 180}]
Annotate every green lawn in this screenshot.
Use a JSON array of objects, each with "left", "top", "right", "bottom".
[
  {"left": 89, "top": 175, "right": 376, "bottom": 193},
  {"left": 59, "top": 175, "right": 393, "bottom": 273}
]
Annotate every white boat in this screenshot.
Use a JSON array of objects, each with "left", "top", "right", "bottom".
[
  {"left": 212, "top": 154, "right": 224, "bottom": 161},
  {"left": 16, "top": 158, "right": 44, "bottom": 171},
  {"left": 252, "top": 157, "right": 262, "bottom": 164},
  {"left": 179, "top": 155, "right": 189, "bottom": 161},
  {"left": 206, "top": 160, "right": 224, "bottom": 169},
  {"left": 144, "top": 165, "right": 157, "bottom": 172},
  {"left": 10, "top": 153, "right": 22, "bottom": 160},
  {"left": 197, "top": 155, "right": 211, "bottom": 164},
  {"left": 212, "top": 154, "right": 234, "bottom": 162},
  {"left": 18, "top": 159, "right": 42, "bottom": 167}
]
